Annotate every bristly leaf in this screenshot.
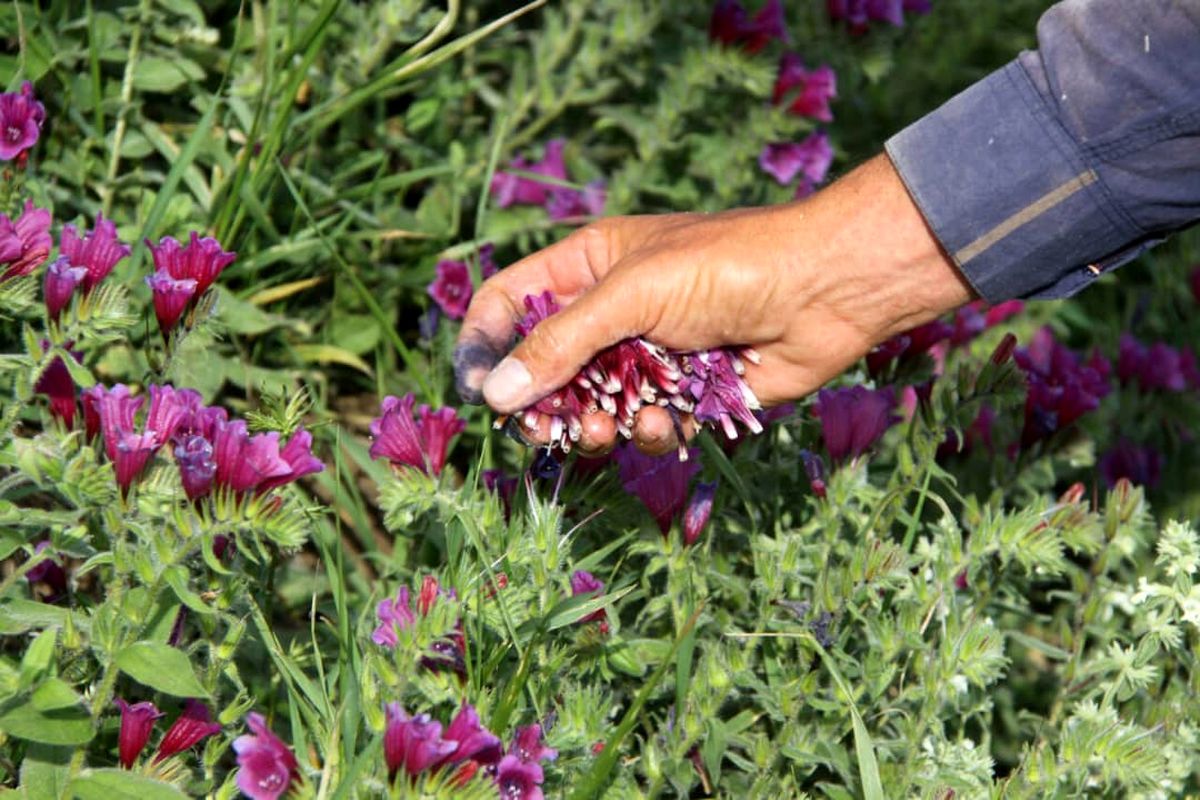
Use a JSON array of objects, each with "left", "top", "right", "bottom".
[{"left": 244, "top": 385, "right": 315, "bottom": 436}]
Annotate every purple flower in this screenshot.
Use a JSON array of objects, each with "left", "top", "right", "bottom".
[
  {"left": 43, "top": 257, "right": 87, "bottom": 321},
  {"left": 114, "top": 699, "right": 163, "bottom": 768},
  {"left": 545, "top": 180, "right": 607, "bottom": 221},
  {"left": 812, "top": 385, "right": 898, "bottom": 462},
  {"left": 34, "top": 344, "right": 81, "bottom": 428},
  {"left": 679, "top": 349, "right": 764, "bottom": 441},
  {"left": 495, "top": 755, "right": 545, "bottom": 800},
  {"left": 175, "top": 435, "right": 217, "bottom": 500},
  {"left": 1116, "top": 334, "right": 1196, "bottom": 393},
  {"left": 154, "top": 700, "right": 221, "bottom": 762},
  {"left": 491, "top": 140, "right": 569, "bottom": 208},
  {"left": 510, "top": 724, "right": 557, "bottom": 764},
  {"left": 570, "top": 570, "right": 607, "bottom": 625},
  {"left": 383, "top": 704, "right": 457, "bottom": 780},
  {"left": 94, "top": 383, "right": 191, "bottom": 495},
  {"left": 479, "top": 243, "right": 499, "bottom": 279},
  {"left": 25, "top": 541, "right": 67, "bottom": 601},
  {"left": 0, "top": 201, "right": 52, "bottom": 282},
  {"left": 709, "top": 0, "right": 789, "bottom": 53},
  {"left": 772, "top": 54, "right": 837, "bottom": 122},
  {"left": 61, "top": 214, "right": 131, "bottom": 293},
  {"left": 1015, "top": 327, "right": 1110, "bottom": 449},
  {"left": 372, "top": 586, "right": 416, "bottom": 647},
  {"left": 0, "top": 81, "right": 45, "bottom": 162},
  {"left": 368, "top": 394, "right": 466, "bottom": 476},
  {"left": 257, "top": 429, "right": 324, "bottom": 493},
  {"left": 145, "top": 270, "right": 198, "bottom": 338},
  {"left": 428, "top": 259, "right": 473, "bottom": 320},
  {"left": 866, "top": 319, "right": 952, "bottom": 377},
  {"left": 828, "top": 0, "right": 903, "bottom": 31},
  {"left": 615, "top": 445, "right": 701, "bottom": 534},
  {"left": 211, "top": 420, "right": 291, "bottom": 495},
  {"left": 114, "top": 432, "right": 159, "bottom": 494},
  {"left": 233, "top": 713, "right": 299, "bottom": 800},
  {"left": 759, "top": 132, "right": 833, "bottom": 190},
  {"left": 436, "top": 703, "right": 502, "bottom": 767},
  {"left": 799, "top": 449, "right": 827, "bottom": 498},
  {"left": 682, "top": 480, "right": 718, "bottom": 545},
  {"left": 146, "top": 232, "right": 236, "bottom": 300},
  {"left": 1099, "top": 439, "right": 1163, "bottom": 489}
]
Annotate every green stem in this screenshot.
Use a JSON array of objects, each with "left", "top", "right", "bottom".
[{"left": 101, "top": 0, "right": 151, "bottom": 217}]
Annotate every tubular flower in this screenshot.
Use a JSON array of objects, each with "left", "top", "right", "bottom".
[
  {"left": 34, "top": 343, "right": 82, "bottom": 428},
  {"left": 428, "top": 258, "right": 473, "bottom": 320},
  {"left": 368, "top": 394, "right": 466, "bottom": 476},
  {"left": 772, "top": 54, "right": 837, "bottom": 121},
  {"left": 0, "top": 201, "right": 53, "bottom": 282},
  {"left": 616, "top": 445, "right": 702, "bottom": 534},
  {"left": 495, "top": 756, "right": 545, "bottom": 800},
  {"left": 435, "top": 703, "right": 503, "bottom": 767},
  {"left": 1116, "top": 334, "right": 1198, "bottom": 393},
  {"left": 709, "top": 0, "right": 789, "bottom": 52},
  {"left": 479, "top": 243, "right": 499, "bottom": 279},
  {"left": 510, "top": 292, "right": 763, "bottom": 453},
  {"left": 946, "top": 299, "right": 1024, "bottom": 347},
  {"left": 114, "top": 699, "right": 163, "bottom": 768},
  {"left": 25, "top": 541, "right": 68, "bottom": 602},
  {"left": 43, "top": 257, "right": 88, "bottom": 321},
  {"left": 154, "top": 700, "right": 221, "bottom": 762},
  {"left": 545, "top": 180, "right": 607, "bottom": 221},
  {"left": 61, "top": 214, "right": 131, "bottom": 293},
  {"left": 759, "top": 132, "right": 833, "bottom": 192},
  {"left": 146, "top": 232, "right": 236, "bottom": 300},
  {"left": 0, "top": 81, "right": 45, "bottom": 161},
  {"left": 569, "top": 570, "right": 607, "bottom": 625},
  {"left": 799, "top": 449, "right": 828, "bottom": 498},
  {"left": 1099, "top": 439, "right": 1163, "bottom": 489},
  {"left": 383, "top": 704, "right": 457, "bottom": 780},
  {"left": 683, "top": 480, "right": 718, "bottom": 545},
  {"left": 510, "top": 724, "right": 557, "bottom": 765},
  {"left": 175, "top": 435, "right": 217, "bottom": 500},
  {"left": 91, "top": 384, "right": 201, "bottom": 495},
  {"left": 812, "top": 385, "right": 898, "bottom": 463},
  {"left": 491, "top": 139, "right": 569, "bottom": 208},
  {"left": 233, "top": 713, "right": 299, "bottom": 800},
  {"left": 1014, "top": 327, "right": 1110, "bottom": 449},
  {"left": 145, "top": 271, "right": 198, "bottom": 338}
]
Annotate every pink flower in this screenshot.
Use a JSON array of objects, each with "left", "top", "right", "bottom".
[
  {"left": 813, "top": 385, "right": 898, "bottom": 462},
  {"left": 491, "top": 140, "right": 569, "bottom": 208},
  {"left": 211, "top": 420, "right": 291, "bottom": 495},
  {"left": 61, "top": 214, "right": 131, "bottom": 292},
  {"left": 759, "top": 132, "right": 833, "bottom": 189},
  {"left": 615, "top": 445, "right": 701, "bottom": 534},
  {"left": 682, "top": 480, "right": 718, "bottom": 545},
  {"left": 709, "top": 0, "right": 790, "bottom": 53},
  {"left": 799, "top": 449, "right": 828, "bottom": 498},
  {"left": 154, "top": 700, "right": 221, "bottom": 762},
  {"left": 772, "top": 54, "right": 837, "bottom": 122},
  {"left": 384, "top": 704, "right": 457, "bottom": 780},
  {"left": 545, "top": 180, "right": 606, "bottom": 221},
  {"left": 570, "top": 570, "right": 607, "bottom": 624},
  {"left": 146, "top": 232, "right": 236, "bottom": 300},
  {"left": 435, "top": 703, "right": 502, "bottom": 767},
  {"left": 479, "top": 243, "right": 499, "bottom": 279},
  {"left": 428, "top": 259, "right": 473, "bottom": 320},
  {"left": 145, "top": 270, "right": 198, "bottom": 338},
  {"left": 372, "top": 586, "right": 416, "bottom": 647},
  {"left": 92, "top": 384, "right": 196, "bottom": 495},
  {"left": 1014, "top": 327, "right": 1111, "bottom": 449},
  {"left": 510, "top": 724, "right": 557, "bottom": 764},
  {"left": 256, "top": 429, "right": 324, "bottom": 493},
  {"left": 0, "top": 81, "right": 45, "bottom": 161},
  {"left": 34, "top": 343, "right": 81, "bottom": 428},
  {"left": 233, "top": 713, "right": 299, "bottom": 800},
  {"left": 368, "top": 394, "right": 466, "bottom": 476},
  {"left": 0, "top": 201, "right": 53, "bottom": 282},
  {"left": 114, "top": 698, "right": 163, "bottom": 768},
  {"left": 43, "top": 257, "right": 87, "bottom": 321},
  {"left": 495, "top": 756, "right": 545, "bottom": 800}
]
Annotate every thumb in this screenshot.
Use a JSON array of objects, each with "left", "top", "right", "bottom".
[{"left": 482, "top": 271, "right": 650, "bottom": 413}]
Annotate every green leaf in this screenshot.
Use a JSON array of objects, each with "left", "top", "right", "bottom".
[
  {"left": 0, "top": 696, "right": 94, "bottom": 745},
  {"left": 545, "top": 584, "right": 634, "bottom": 630},
  {"left": 70, "top": 769, "right": 189, "bottom": 800},
  {"left": 18, "top": 744, "right": 73, "bottom": 800},
  {"left": 31, "top": 678, "right": 82, "bottom": 712},
  {"left": 19, "top": 629, "right": 57, "bottom": 689},
  {"left": 132, "top": 56, "right": 203, "bottom": 93},
  {"left": 812, "top": 640, "right": 886, "bottom": 800},
  {"left": 114, "top": 642, "right": 208, "bottom": 698}
]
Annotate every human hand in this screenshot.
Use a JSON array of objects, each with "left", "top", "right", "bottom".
[{"left": 453, "top": 154, "right": 974, "bottom": 456}]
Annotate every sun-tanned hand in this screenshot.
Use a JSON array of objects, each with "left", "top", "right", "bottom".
[{"left": 452, "top": 153, "right": 976, "bottom": 457}]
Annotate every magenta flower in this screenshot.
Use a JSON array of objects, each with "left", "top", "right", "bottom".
[
  {"left": 866, "top": 319, "right": 953, "bottom": 377},
  {"left": 496, "top": 756, "right": 545, "bottom": 800},
  {"left": 799, "top": 449, "right": 828, "bottom": 498},
  {"left": 1116, "top": 334, "right": 1196, "bottom": 393},
  {"left": 772, "top": 54, "right": 837, "bottom": 122},
  {"left": 570, "top": 570, "right": 607, "bottom": 625},
  {"left": 61, "top": 215, "right": 131, "bottom": 293},
  {"left": 114, "top": 699, "right": 163, "bottom": 768},
  {"left": 812, "top": 385, "right": 898, "bottom": 462},
  {"left": 34, "top": 344, "right": 81, "bottom": 428},
  {"left": 43, "top": 257, "right": 87, "bottom": 321},
  {"left": 146, "top": 232, "right": 236, "bottom": 300},
  {"left": 759, "top": 132, "right": 833, "bottom": 190},
  {"left": 435, "top": 703, "right": 502, "bottom": 767},
  {"left": 154, "top": 700, "right": 221, "bottom": 762},
  {"left": 368, "top": 394, "right": 466, "bottom": 476},
  {"left": 0, "top": 82, "right": 45, "bottom": 161},
  {"left": 174, "top": 435, "right": 217, "bottom": 500},
  {"left": 384, "top": 704, "right": 457, "bottom": 780},
  {"left": 510, "top": 724, "right": 557, "bottom": 764},
  {"left": 145, "top": 270, "right": 198, "bottom": 338},
  {"left": 233, "top": 713, "right": 299, "bottom": 800},
  {"left": 828, "top": 0, "right": 902, "bottom": 31},
  {"left": 491, "top": 139, "right": 569, "bottom": 208},
  {"left": 0, "top": 201, "right": 52, "bottom": 282},
  {"left": 25, "top": 540, "right": 68, "bottom": 602},
  {"left": 1099, "top": 440, "right": 1163, "bottom": 489},
  {"left": 428, "top": 258, "right": 473, "bottom": 320},
  {"left": 372, "top": 586, "right": 416, "bottom": 647},
  {"left": 683, "top": 480, "right": 718, "bottom": 545},
  {"left": 93, "top": 384, "right": 194, "bottom": 494},
  {"left": 114, "top": 432, "right": 160, "bottom": 494},
  {"left": 679, "top": 349, "right": 764, "bottom": 441},
  {"left": 257, "top": 429, "right": 324, "bottom": 493},
  {"left": 1014, "top": 327, "right": 1111, "bottom": 449},
  {"left": 479, "top": 243, "right": 499, "bottom": 280},
  {"left": 211, "top": 420, "right": 291, "bottom": 495},
  {"left": 546, "top": 180, "right": 607, "bottom": 221},
  {"left": 615, "top": 445, "right": 701, "bottom": 534},
  {"left": 709, "top": 0, "right": 789, "bottom": 53}
]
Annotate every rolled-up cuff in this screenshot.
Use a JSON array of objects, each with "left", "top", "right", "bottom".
[{"left": 885, "top": 60, "right": 1143, "bottom": 303}]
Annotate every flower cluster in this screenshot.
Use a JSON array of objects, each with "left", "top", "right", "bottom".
[
  {"left": 384, "top": 703, "right": 556, "bottom": 800},
  {"left": 827, "top": 0, "right": 932, "bottom": 34},
  {"left": 368, "top": 393, "right": 466, "bottom": 476},
  {"left": 772, "top": 53, "right": 837, "bottom": 122},
  {"left": 491, "top": 139, "right": 606, "bottom": 222},
  {"left": 1014, "top": 327, "right": 1111, "bottom": 449},
  {"left": 510, "top": 292, "right": 763, "bottom": 453},
  {"left": 427, "top": 243, "right": 498, "bottom": 321},
  {"left": 812, "top": 385, "right": 898, "bottom": 462},
  {"left": 1116, "top": 333, "right": 1199, "bottom": 394},
  {"left": 373, "top": 575, "right": 467, "bottom": 676},
  {"left": 0, "top": 201, "right": 52, "bottom": 283},
  {"left": 759, "top": 132, "right": 834, "bottom": 198},
  {"left": 708, "top": 0, "right": 789, "bottom": 53},
  {"left": 114, "top": 698, "right": 221, "bottom": 769},
  {"left": 144, "top": 232, "right": 236, "bottom": 339},
  {"left": 0, "top": 81, "right": 45, "bottom": 163}
]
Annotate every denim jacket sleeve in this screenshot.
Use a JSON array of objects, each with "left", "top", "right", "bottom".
[{"left": 884, "top": 0, "right": 1200, "bottom": 302}]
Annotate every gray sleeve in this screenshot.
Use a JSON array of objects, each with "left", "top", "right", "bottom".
[{"left": 884, "top": 0, "right": 1200, "bottom": 302}]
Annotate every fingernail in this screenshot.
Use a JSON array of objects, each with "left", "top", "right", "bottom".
[
  {"left": 483, "top": 357, "right": 533, "bottom": 411},
  {"left": 453, "top": 342, "right": 502, "bottom": 405}
]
